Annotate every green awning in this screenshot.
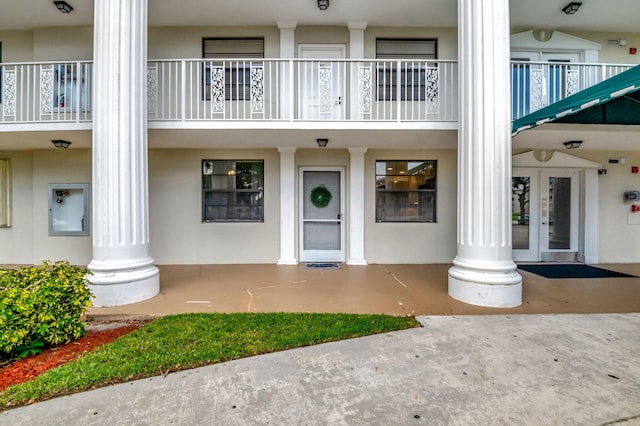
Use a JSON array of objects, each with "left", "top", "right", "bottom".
[{"left": 512, "top": 65, "right": 640, "bottom": 136}]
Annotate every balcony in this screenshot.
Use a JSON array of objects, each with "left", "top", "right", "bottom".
[{"left": 0, "top": 59, "right": 634, "bottom": 128}]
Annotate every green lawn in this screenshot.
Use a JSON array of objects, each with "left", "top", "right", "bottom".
[{"left": 0, "top": 312, "right": 419, "bottom": 410}]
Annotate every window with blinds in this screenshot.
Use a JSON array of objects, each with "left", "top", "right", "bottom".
[
  {"left": 202, "top": 38, "right": 265, "bottom": 101},
  {"left": 376, "top": 39, "right": 437, "bottom": 101}
]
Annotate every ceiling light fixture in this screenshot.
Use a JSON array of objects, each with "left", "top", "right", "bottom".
[
  {"left": 563, "top": 140, "right": 583, "bottom": 149},
  {"left": 317, "top": 0, "right": 329, "bottom": 10},
  {"left": 53, "top": 1, "right": 74, "bottom": 14},
  {"left": 562, "top": 2, "right": 582, "bottom": 15},
  {"left": 316, "top": 138, "right": 328, "bottom": 147},
  {"left": 52, "top": 139, "right": 72, "bottom": 149}
]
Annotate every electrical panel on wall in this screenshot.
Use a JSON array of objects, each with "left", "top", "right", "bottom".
[{"left": 48, "top": 184, "right": 90, "bottom": 236}]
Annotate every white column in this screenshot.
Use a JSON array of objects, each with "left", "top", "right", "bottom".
[
  {"left": 448, "top": 0, "right": 522, "bottom": 308},
  {"left": 348, "top": 22, "right": 367, "bottom": 120},
  {"left": 583, "top": 169, "right": 599, "bottom": 264},
  {"left": 348, "top": 148, "right": 367, "bottom": 265},
  {"left": 88, "top": 0, "right": 159, "bottom": 307},
  {"left": 278, "top": 22, "right": 296, "bottom": 120},
  {"left": 277, "top": 147, "right": 298, "bottom": 265}
]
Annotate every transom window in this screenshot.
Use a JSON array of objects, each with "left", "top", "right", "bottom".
[
  {"left": 202, "top": 38, "right": 264, "bottom": 101},
  {"left": 202, "top": 160, "right": 264, "bottom": 222},
  {"left": 375, "top": 160, "right": 437, "bottom": 223},
  {"left": 376, "top": 39, "right": 437, "bottom": 101}
]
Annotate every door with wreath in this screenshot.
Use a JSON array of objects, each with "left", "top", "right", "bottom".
[{"left": 300, "top": 168, "right": 344, "bottom": 262}]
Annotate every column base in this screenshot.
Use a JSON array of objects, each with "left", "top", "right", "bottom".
[
  {"left": 277, "top": 258, "right": 298, "bottom": 266},
  {"left": 448, "top": 257, "right": 522, "bottom": 308},
  {"left": 88, "top": 257, "right": 160, "bottom": 307},
  {"left": 347, "top": 259, "right": 368, "bottom": 266}
]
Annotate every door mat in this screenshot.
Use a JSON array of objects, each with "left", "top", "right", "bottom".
[
  {"left": 517, "top": 264, "right": 636, "bottom": 279},
  {"left": 303, "top": 263, "right": 341, "bottom": 269}
]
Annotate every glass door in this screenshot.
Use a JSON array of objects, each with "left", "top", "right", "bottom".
[
  {"left": 540, "top": 171, "right": 579, "bottom": 261},
  {"left": 512, "top": 170, "right": 539, "bottom": 261}
]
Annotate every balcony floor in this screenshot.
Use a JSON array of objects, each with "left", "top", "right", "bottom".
[{"left": 88, "top": 263, "right": 640, "bottom": 318}]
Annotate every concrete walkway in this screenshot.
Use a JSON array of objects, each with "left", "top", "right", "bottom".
[{"left": 3, "top": 314, "right": 640, "bottom": 425}]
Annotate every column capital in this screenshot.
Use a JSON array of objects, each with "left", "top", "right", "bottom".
[
  {"left": 348, "top": 22, "right": 368, "bottom": 31},
  {"left": 277, "top": 147, "right": 297, "bottom": 153},
  {"left": 277, "top": 21, "right": 297, "bottom": 30},
  {"left": 348, "top": 147, "right": 368, "bottom": 154}
]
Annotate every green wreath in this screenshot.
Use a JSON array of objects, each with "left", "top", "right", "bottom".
[{"left": 310, "top": 185, "right": 332, "bottom": 208}]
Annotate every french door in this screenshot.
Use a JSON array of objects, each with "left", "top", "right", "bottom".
[{"left": 512, "top": 169, "right": 579, "bottom": 262}]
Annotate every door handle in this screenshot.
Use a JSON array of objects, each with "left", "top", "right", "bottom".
[
  {"left": 337, "top": 213, "right": 342, "bottom": 219},
  {"left": 335, "top": 96, "right": 342, "bottom": 105}
]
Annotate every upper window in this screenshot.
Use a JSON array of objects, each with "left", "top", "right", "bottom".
[
  {"left": 376, "top": 39, "right": 437, "bottom": 101},
  {"left": 202, "top": 160, "right": 264, "bottom": 222},
  {"left": 202, "top": 38, "right": 265, "bottom": 101},
  {"left": 375, "top": 160, "right": 437, "bottom": 223}
]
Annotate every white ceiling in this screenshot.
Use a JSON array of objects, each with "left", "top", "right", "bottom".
[{"left": 0, "top": 0, "right": 639, "bottom": 32}]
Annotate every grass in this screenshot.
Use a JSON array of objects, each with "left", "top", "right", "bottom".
[{"left": 0, "top": 312, "right": 420, "bottom": 410}]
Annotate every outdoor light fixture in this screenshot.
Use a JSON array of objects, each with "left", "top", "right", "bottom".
[
  {"left": 53, "top": 1, "right": 74, "bottom": 13},
  {"left": 51, "top": 139, "right": 72, "bottom": 149},
  {"left": 563, "top": 140, "right": 583, "bottom": 149},
  {"left": 562, "top": 2, "right": 582, "bottom": 15},
  {"left": 316, "top": 138, "right": 329, "bottom": 147},
  {"left": 317, "top": 0, "right": 329, "bottom": 10}
]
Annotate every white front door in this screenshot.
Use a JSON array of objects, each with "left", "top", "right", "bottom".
[
  {"left": 512, "top": 169, "right": 579, "bottom": 262},
  {"left": 300, "top": 168, "right": 344, "bottom": 262},
  {"left": 298, "top": 44, "right": 346, "bottom": 120}
]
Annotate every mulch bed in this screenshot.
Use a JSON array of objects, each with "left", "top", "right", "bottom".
[{"left": 0, "top": 320, "right": 148, "bottom": 392}]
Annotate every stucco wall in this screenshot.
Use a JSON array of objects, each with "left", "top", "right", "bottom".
[
  {"left": 364, "top": 149, "right": 457, "bottom": 264},
  {"left": 0, "top": 151, "right": 34, "bottom": 264},
  {"left": 148, "top": 26, "right": 280, "bottom": 59},
  {"left": 33, "top": 26, "right": 93, "bottom": 61},
  {"left": 148, "top": 148, "right": 280, "bottom": 264},
  {"left": 573, "top": 150, "right": 640, "bottom": 263},
  {"left": 32, "top": 149, "right": 92, "bottom": 265},
  {"left": 0, "top": 31, "right": 34, "bottom": 62}
]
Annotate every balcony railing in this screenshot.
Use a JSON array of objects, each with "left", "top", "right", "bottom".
[
  {"left": 147, "top": 59, "right": 459, "bottom": 122},
  {"left": 511, "top": 61, "right": 633, "bottom": 120},
  {"left": 0, "top": 59, "right": 634, "bottom": 125},
  {"left": 0, "top": 61, "right": 92, "bottom": 124}
]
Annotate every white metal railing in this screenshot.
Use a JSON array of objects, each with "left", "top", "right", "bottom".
[
  {"left": 0, "top": 61, "right": 92, "bottom": 124},
  {"left": 1, "top": 59, "right": 635, "bottom": 125},
  {"left": 511, "top": 60, "right": 633, "bottom": 120},
  {"left": 146, "top": 59, "right": 459, "bottom": 122}
]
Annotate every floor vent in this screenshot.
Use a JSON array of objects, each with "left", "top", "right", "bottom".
[{"left": 303, "top": 263, "right": 341, "bottom": 269}]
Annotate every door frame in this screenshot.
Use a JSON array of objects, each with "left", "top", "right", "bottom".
[
  {"left": 299, "top": 166, "right": 345, "bottom": 262},
  {"left": 512, "top": 150, "right": 601, "bottom": 263},
  {"left": 297, "top": 44, "right": 346, "bottom": 120},
  {"left": 539, "top": 169, "right": 580, "bottom": 260},
  {"left": 513, "top": 168, "right": 579, "bottom": 262}
]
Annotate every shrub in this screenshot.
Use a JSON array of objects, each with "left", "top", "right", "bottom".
[{"left": 0, "top": 261, "right": 93, "bottom": 358}]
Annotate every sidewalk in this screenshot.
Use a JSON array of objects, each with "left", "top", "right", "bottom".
[{"left": 3, "top": 314, "right": 640, "bottom": 425}]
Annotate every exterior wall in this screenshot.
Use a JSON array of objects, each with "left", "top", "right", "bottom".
[
  {"left": 0, "top": 31, "right": 34, "bottom": 62},
  {"left": 148, "top": 148, "right": 280, "bottom": 264},
  {"left": 364, "top": 148, "right": 457, "bottom": 264},
  {"left": 32, "top": 149, "right": 92, "bottom": 265},
  {"left": 295, "top": 26, "right": 350, "bottom": 55},
  {"left": 33, "top": 26, "right": 93, "bottom": 61},
  {"left": 0, "top": 151, "right": 34, "bottom": 264},
  {"left": 569, "top": 32, "right": 640, "bottom": 64},
  {"left": 574, "top": 151, "right": 640, "bottom": 263},
  {"left": 365, "top": 27, "right": 458, "bottom": 59},
  {"left": 148, "top": 26, "right": 280, "bottom": 59}
]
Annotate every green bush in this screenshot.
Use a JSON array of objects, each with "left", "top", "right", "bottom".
[{"left": 0, "top": 261, "right": 93, "bottom": 358}]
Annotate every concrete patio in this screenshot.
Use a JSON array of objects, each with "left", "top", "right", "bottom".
[{"left": 88, "top": 263, "right": 640, "bottom": 318}]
